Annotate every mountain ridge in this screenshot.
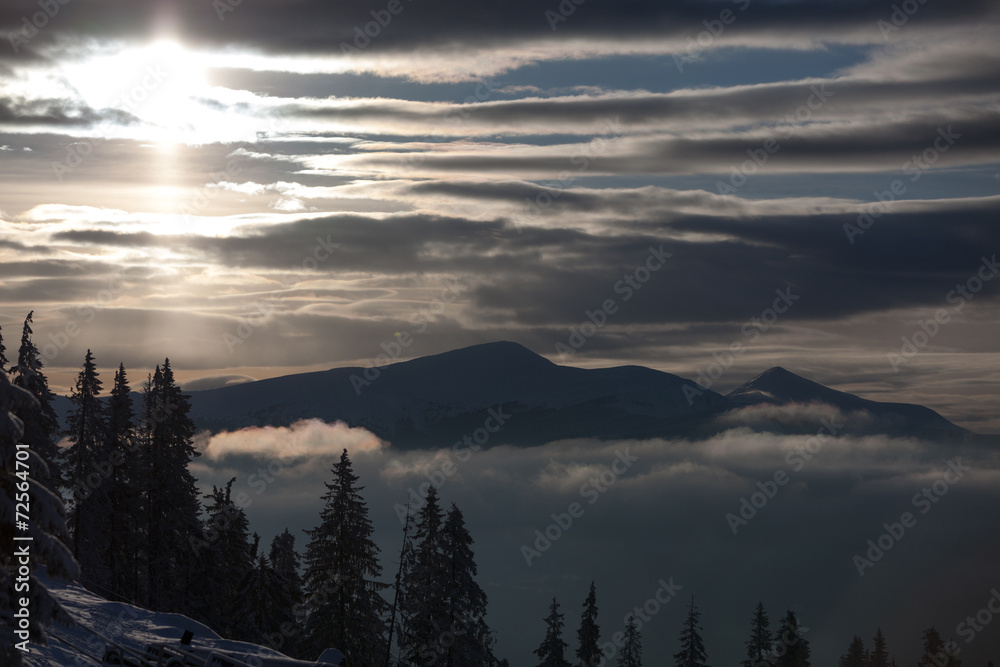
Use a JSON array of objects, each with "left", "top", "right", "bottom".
[
  {"left": 727, "top": 364, "right": 965, "bottom": 436},
  {"left": 52, "top": 341, "right": 976, "bottom": 445}
]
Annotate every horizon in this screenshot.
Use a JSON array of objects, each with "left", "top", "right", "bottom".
[{"left": 7, "top": 333, "right": 996, "bottom": 434}]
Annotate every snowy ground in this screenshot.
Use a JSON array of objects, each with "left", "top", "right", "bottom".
[{"left": 24, "top": 572, "right": 340, "bottom": 667}]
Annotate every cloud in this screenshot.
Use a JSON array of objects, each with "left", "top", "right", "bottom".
[
  {"left": 1, "top": 0, "right": 996, "bottom": 67},
  {"left": 181, "top": 374, "right": 257, "bottom": 391},
  {"left": 197, "top": 418, "right": 387, "bottom": 460},
  {"left": 712, "top": 402, "right": 873, "bottom": 432},
  {"left": 187, "top": 428, "right": 1000, "bottom": 665}
]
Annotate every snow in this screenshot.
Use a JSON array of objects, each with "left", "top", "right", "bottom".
[{"left": 25, "top": 570, "right": 341, "bottom": 667}]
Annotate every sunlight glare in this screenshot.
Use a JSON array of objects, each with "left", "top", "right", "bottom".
[{"left": 67, "top": 40, "right": 212, "bottom": 144}]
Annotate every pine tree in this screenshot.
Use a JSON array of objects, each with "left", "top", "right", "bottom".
[
  {"left": 918, "top": 628, "right": 960, "bottom": 667},
  {"left": 398, "top": 486, "right": 449, "bottom": 666},
  {"left": 439, "top": 503, "right": 496, "bottom": 666},
  {"left": 141, "top": 360, "right": 204, "bottom": 617},
  {"left": 106, "top": 363, "right": 140, "bottom": 602},
  {"left": 10, "top": 312, "right": 63, "bottom": 493},
  {"left": 200, "top": 478, "right": 253, "bottom": 634},
  {"left": 774, "top": 610, "right": 810, "bottom": 667},
  {"left": 577, "top": 581, "right": 601, "bottom": 667},
  {"left": 229, "top": 534, "right": 298, "bottom": 646},
  {"left": 869, "top": 628, "right": 890, "bottom": 667},
  {"left": 302, "top": 449, "right": 388, "bottom": 664},
  {"left": 65, "top": 350, "right": 111, "bottom": 594},
  {"left": 269, "top": 528, "right": 305, "bottom": 657},
  {"left": 271, "top": 528, "right": 304, "bottom": 595},
  {"left": 0, "top": 321, "right": 8, "bottom": 371},
  {"left": 618, "top": 617, "right": 642, "bottom": 667},
  {"left": 0, "top": 369, "right": 79, "bottom": 666},
  {"left": 674, "top": 595, "right": 709, "bottom": 667},
  {"left": 742, "top": 602, "right": 772, "bottom": 667},
  {"left": 534, "top": 597, "right": 572, "bottom": 667},
  {"left": 839, "top": 636, "right": 868, "bottom": 667},
  {"left": 385, "top": 506, "right": 412, "bottom": 667}
]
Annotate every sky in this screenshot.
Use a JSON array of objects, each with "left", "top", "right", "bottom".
[
  {"left": 0, "top": 0, "right": 998, "bottom": 433},
  {"left": 1, "top": 0, "right": 1000, "bottom": 663}
]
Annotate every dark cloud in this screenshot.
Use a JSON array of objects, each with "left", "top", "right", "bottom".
[
  {"left": 0, "top": 97, "right": 135, "bottom": 127},
  {"left": 278, "top": 74, "right": 1000, "bottom": 133},
  {"left": 0, "top": 0, "right": 996, "bottom": 56}
]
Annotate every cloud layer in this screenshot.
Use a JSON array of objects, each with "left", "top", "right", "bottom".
[{"left": 191, "top": 424, "right": 1000, "bottom": 666}]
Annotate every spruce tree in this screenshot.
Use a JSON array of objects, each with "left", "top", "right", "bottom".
[
  {"left": 270, "top": 528, "right": 304, "bottom": 596},
  {"left": 106, "top": 363, "right": 139, "bottom": 602},
  {"left": 0, "top": 321, "right": 8, "bottom": 371},
  {"left": 10, "top": 312, "right": 62, "bottom": 492},
  {"left": 199, "top": 478, "right": 253, "bottom": 633},
  {"left": 269, "top": 528, "right": 304, "bottom": 657},
  {"left": 302, "top": 449, "right": 388, "bottom": 664},
  {"left": 674, "top": 595, "right": 709, "bottom": 667},
  {"left": 534, "top": 597, "right": 572, "bottom": 667},
  {"left": 918, "top": 628, "right": 960, "bottom": 667},
  {"left": 774, "top": 610, "right": 810, "bottom": 667},
  {"left": 65, "top": 350, "right": 110, "bottom": 594},
  {"left": 742, "top": 602, "right": 772, "bottom": 667},
  {"left": 0, "top": 369, "right": 79, "bottom": 666},
  {"left": 577, "top": 581, "right": 601, "bottom": 667},
  {"left": 869, "top": 628, "right": 890, "bottom": 667},
  {"left": 439, "top": 503, "right": 496, "bottom": 666},
  {"left": 398, "top": 486, "right": 449, "bottom": 666},
  {"left": 839, "top": 636, "right": 868, "bottom": 667},
  {"left": 141, "top": 360, "right": 204, "bottom": 616},
  {"left": 230, "top": 534, "right": 298, "bottom": 646},
  {"left": 619, "top": 617, "right": 642, "bottom": 667}
]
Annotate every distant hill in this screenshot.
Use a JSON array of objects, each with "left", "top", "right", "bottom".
[
  {"left": 52, "top": 342, "right": 975, "bottom": 446},
  {"left": 726, "top": 366, "right": 966, "bottom": 438},
  {"left": 184, "top": 341, "right": 732, "bottom": 448}
]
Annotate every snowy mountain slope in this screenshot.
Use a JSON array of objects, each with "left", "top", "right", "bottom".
[
  {"left": 726, "top": 367, "right": 966, "bottom": 436},
  {"left": 184, "top": 341, "right": 732, "bottom": 447},
  {"left": 26, "top": 571, "right": 337, "bottom": 667}
]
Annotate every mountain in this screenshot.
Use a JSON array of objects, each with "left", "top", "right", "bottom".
[
  {"left": 185, "top": 341, "right": 732, "bottom": 447},
  {"left": 52, "top": 343, "right": 973, "bottom": 445},
  {"left": 726, "top": 366, "right": 967, "bottom": 437}
]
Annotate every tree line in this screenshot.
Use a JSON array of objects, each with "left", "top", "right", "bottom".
[
  {"left": 529, "top": 588, "right": 983, "bottom": 667},
  {"left": 0, "top": 313, "right": 503, "bottom": 666}
]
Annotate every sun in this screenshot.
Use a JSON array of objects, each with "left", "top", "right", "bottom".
[{"left": 67, "top": 39, "right": 212, "bottom": 143}]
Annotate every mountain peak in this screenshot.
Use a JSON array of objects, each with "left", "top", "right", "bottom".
[
  {"left": 727, "top": 366, "right": 965, "bottom": 435},
  {"left": 398, "top": 340, "right": 554, "bottom": 373},
  {"left": 730, "top": 367, "right": 844, "bottom": 405}
]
